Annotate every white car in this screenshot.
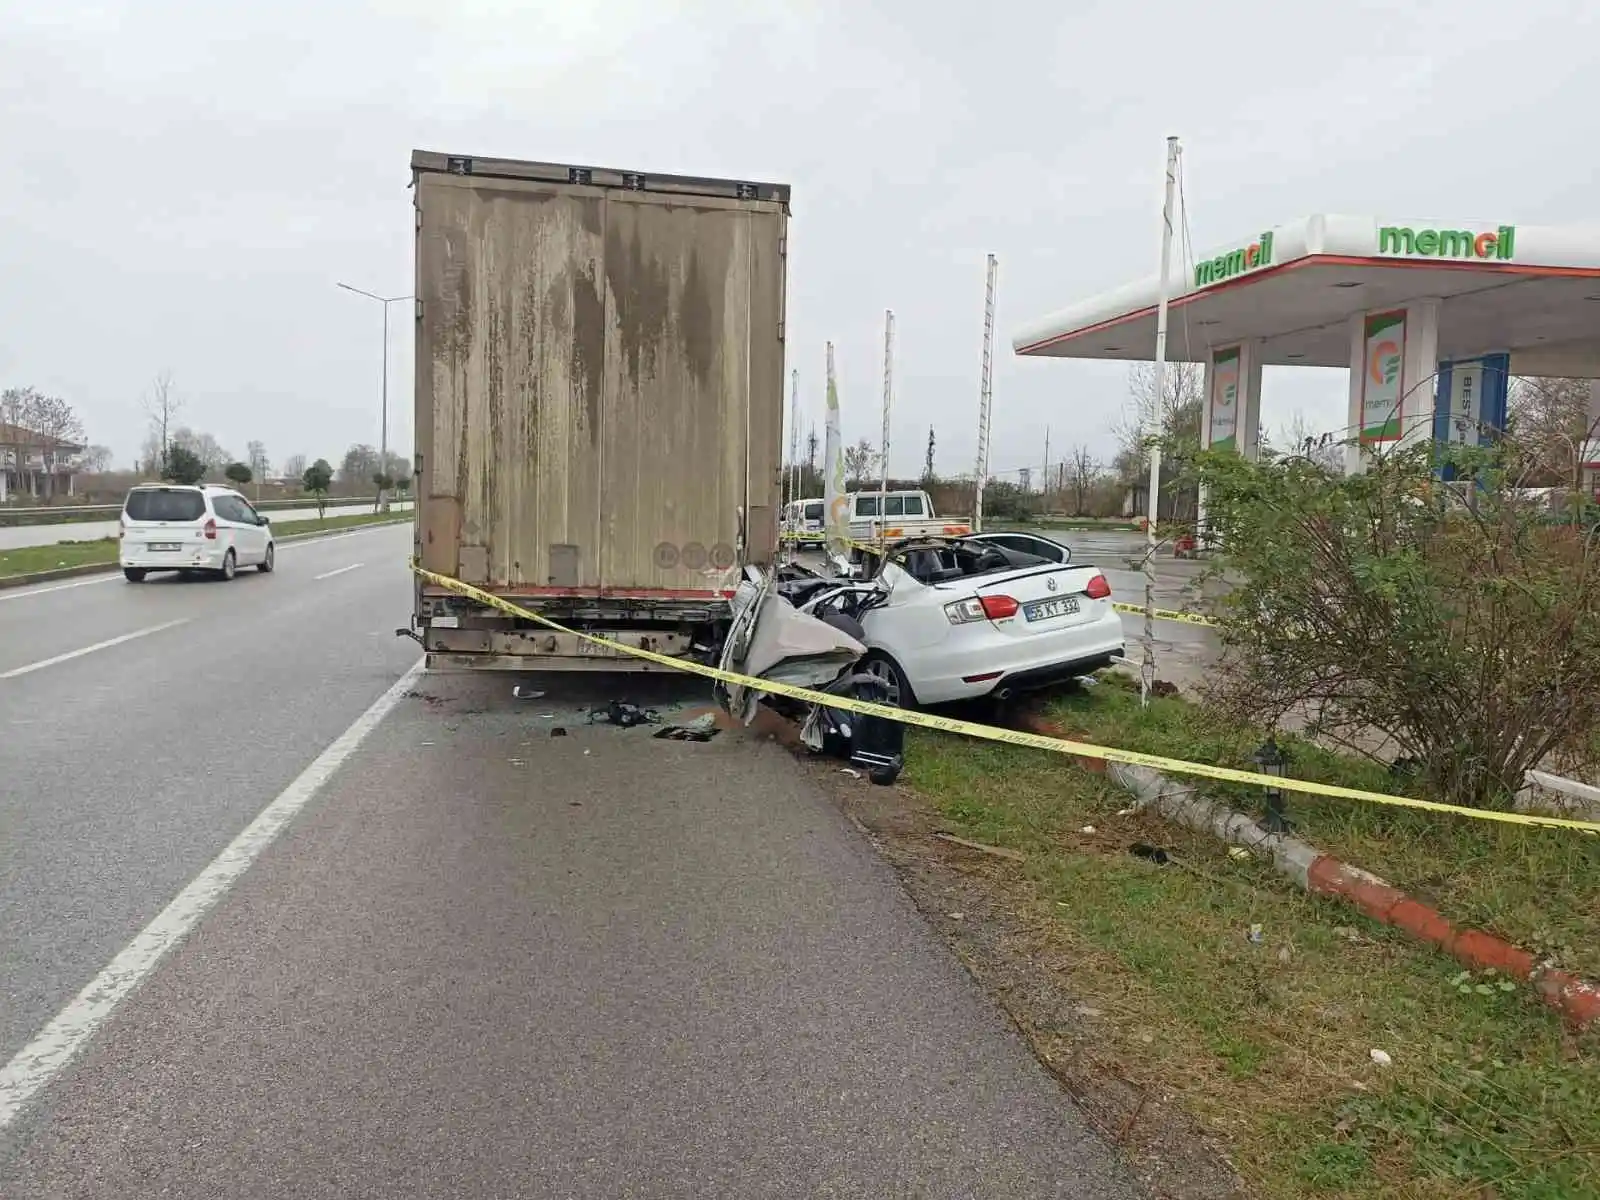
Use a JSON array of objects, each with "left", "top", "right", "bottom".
[
  {"left": 797, "top": 531, "right": 1124, "bottom": 706},
  {"left": 118, "top": 484, "right": 276, "bottom": 583}
]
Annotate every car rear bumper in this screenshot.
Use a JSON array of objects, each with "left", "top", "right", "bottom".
[
  {"left": 992, "top": 652, "right": 1123, "bottom": 697},
  {"left": 120, "top": 544, "right": 232, "bottom": 571},
  {"left": 905, "top": 609, "right": 1127, "bottom": 704}
]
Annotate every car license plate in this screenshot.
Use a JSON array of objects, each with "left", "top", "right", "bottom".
[
  {"left": 148, "top": 542, "right": 182, "bottom": 552},
  {"left": 1023, "top": 596, "right": 1080, "bottom": 622}
]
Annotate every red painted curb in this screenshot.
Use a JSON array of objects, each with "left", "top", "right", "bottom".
[
  {"left": 1304, "top": 853, "right": 1590, "bottom": 1026},
  {"left": 1020, "top": 710, "right": 1600, "bottom": 1028}
]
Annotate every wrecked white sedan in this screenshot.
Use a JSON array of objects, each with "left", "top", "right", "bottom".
[{"left": 785, "top": 533, "right": 1125, "bottom": 708}]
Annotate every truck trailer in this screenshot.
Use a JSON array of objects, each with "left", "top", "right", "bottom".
[{"left": 408, "top": 150, "right": 791, "bottom": 671}]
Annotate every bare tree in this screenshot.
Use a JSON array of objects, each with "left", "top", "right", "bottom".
[
  {"left": 842, "top": 437, "right": 878, "bottom": 486},
  {"left": 81, "top": 445, "right": 114, "bottom": 473},
  {"left": 1067, "top": 444, "right": 1101, "bottom": 515},
  {"left": 340, "top": 443, "right": 381, "bottom": 485},
  {"left": 1267, "top": 412, "right": 1342, "bottom": 471},
  {"left": 1110, "top": 360, "right": 1204, "bottom": 479},
  {"left": 1, "top": 387, "right": 42, "bottom": 495},
  {"left": 170, "top": 427, "right": 230, "bottom": 475},
  {"left": 141, "top": 371, "right": 182, "bottom": 472},
  {"left": 247, "top": 440, "right": 270, "bottom": 479},
  {"left": 26, "top": 393, "right": 85, "bottom": 497},
  {"left": 1507, "top": 376, "right": 1593, "bottom": 488}
]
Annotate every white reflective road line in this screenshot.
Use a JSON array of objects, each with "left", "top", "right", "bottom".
[
  {"left": 313, "top": 563, "right": 364, "bottom": 581},
  {"left": 0, "top": 656, "right": 426, "bottom": 1130},
  {"left": 0, "top": 574, "right": 119, "bottom": 603},
  {"left": 0, "top": 619, "right": 190, "bottom": 679}
]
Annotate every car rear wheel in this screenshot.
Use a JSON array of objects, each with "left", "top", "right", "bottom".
[
  {"left": 217, "top": 549, "right": 236, "bottom": 581},
  {"left": 123, "top": 568, "right": 146, "bottom": 583},
  {"left": 258, "top": 543, "right": 275, "bottom": 573},
  {"left": 861, "top": 652, "right": 916, "bottom": 709}
]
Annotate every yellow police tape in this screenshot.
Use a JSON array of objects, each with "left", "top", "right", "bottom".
[
  {"left": 410, "top": 561, "right": 1600, "bottom": 835},
  {"left": 1111, "top": 601, "right": 1218, "bottom": 628}
]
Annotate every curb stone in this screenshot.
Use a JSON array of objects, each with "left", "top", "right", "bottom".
[
  {"left": 0, "top": 519, "right": 411, "bottom": 592},
  {"left": 1024, "top": 714, "right": 1600, "bottom": 1029}
]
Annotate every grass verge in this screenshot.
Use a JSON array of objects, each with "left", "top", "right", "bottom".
[
  {"left": 901, "top": 676, "right": 1599, "bottom": 1198},
  {"left": 0, "top": 496, "right": 398, "bottom": 528},
  {"left": 0, "top": 512, "right": 407, "bottom": 580}
]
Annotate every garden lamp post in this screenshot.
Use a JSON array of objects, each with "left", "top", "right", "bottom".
[{"left": 1251, "top": 735, "right": 1291, "bottom": 833}]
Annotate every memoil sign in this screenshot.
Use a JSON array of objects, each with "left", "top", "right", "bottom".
[
  {"left": 1193, "top": 232, "right": 1274, "bottom": 288},
  {"left": 1377, "top": 225, "right": 1516, "bottom": 261}
]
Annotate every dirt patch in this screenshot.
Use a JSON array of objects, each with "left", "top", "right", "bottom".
[{"left": 801, "top": 753, "right": 1246, "bottom": 1200}]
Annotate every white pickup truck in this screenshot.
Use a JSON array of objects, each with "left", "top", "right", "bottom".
[{"left": 846, "top": 489, "right": 971, "bottom": 544}]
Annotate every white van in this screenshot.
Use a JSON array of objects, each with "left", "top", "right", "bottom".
[
  {"left": 119, "top": 484, "right": 276, "bottom": 582},
  {"left": 781, "top": 497, "right": 826, "bottom": 542},
  {"left": 846, "top": 489, "right": 971, "bottom": 543}
]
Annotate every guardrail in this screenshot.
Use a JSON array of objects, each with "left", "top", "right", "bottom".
[{"left": 0, "top": 496, "right": 411, "bottom": 527}]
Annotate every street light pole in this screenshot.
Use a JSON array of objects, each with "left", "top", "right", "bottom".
[{"left": 337, "top": 282, "right": 412, "bottom": 507}]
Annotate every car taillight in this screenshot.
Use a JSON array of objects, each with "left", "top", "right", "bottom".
[
  {"left": 943, "top": 598, "right": 984, "bottom": 625},
  {"left": 117, "top": 519, "right": 125, "bottom": 541},
  {"left": 980, "top": 594, "right": 1019, "bottom": 620},
  {"left": 203, "top": 518, "right": 217, "bottom": 540},
  {"left": 1084, "top": 574, "right": 1111, "bottom": 600},
  {"left": 945, "top": 594, "right": 1022, "bottom": 624}
]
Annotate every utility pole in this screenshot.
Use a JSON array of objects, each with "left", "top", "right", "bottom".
[
  {"left": 879, "top": 309, "right": 895, "bottom": 547},
  {"left": 1141, "top": 136, "right": 1181, "bottom": 709},
  {"left": 973, "top": 254, "right": 998, "bottom": 532},
  {"left": 1043, "top": 425, "right": 1051, "bottom": 509},
  {"left": 337, "top": 282, "right": 412, "bottom": 508},
  {"left": 788, "top": 368, "right": 800, "bottom": 504}
]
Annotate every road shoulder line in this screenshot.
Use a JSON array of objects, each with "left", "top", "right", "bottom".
[{"left": 0, "top": 656, "right": 424, "bottom": 1130}]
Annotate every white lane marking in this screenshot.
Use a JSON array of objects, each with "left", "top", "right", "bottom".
[
  {"left": 0, "top": 524, "right": 409, "bottom": 603},
  {"left": 0, "top": 619, "right": 191, "bottom": 679},
  {"left": 0, "top": 574, "right": 120, "bottom": 603},
  {"left": 313, "top": 563, "right": 364, "bottom": 581},
  {"left": 0, "top": 655, "right": 426, "bottom": 1131}
]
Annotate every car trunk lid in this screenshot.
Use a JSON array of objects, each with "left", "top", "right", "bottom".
[{"left": 946, "top": 563, "right": 1111, "bottom": 636}]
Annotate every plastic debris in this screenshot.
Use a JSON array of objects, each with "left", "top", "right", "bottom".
[
  {"left": 1130, "top": 842, "right": 1170, "bottom": 865},
  {"left": 551, "top": 727, "right": 567, "bottom": 738},
  {"left": 840, "top": 768, "right": 861, "bottom": 778},
  {"left": 1228, "top": 846, "right": 1252, "bottom": 861},
  {"left": 512, "top": 686, "right": 546, "bottom": 700},
  {"left": 1080, "top": 825, "right": 1097, "bottom": 834},
  {"left": 1247, "top": 923, "right": 1265, "bottom": 945},
  {"left": 1369, "top": 1048, "right": 1393, "bottom": 1067},
  {"left": 588, "top": 700, "right": 660, "bottom": 728},
  {"left": 654, "top": 713, "right": 720, "bottom": 742}
]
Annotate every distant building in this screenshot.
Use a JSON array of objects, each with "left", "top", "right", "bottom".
[{"left": 0, "top": 422, "right": 87, "bottom": 501}]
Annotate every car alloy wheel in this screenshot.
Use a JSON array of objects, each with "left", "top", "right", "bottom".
[{"left": 861, "top": 653, "right": 913, "bottom": 708}]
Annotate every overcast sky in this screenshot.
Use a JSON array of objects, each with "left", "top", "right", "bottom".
[{"left": 2, "top": 0, "right": 1595, "bottom": 479}]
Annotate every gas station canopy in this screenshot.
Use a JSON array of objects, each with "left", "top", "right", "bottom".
[{"left": 1013, "top": 215, "right": 1600, "bottom": 376}]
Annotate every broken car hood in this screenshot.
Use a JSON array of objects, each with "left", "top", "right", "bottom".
[{"left": 716, "top": 569, "right": 867, "bottom": 725}]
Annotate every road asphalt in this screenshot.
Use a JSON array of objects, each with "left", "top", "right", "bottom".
[
  {"left": 0, "top": 500, "right": 414, "bottom": 551},
  {"left": 0, "top": 521, "right": 1146, "bottom": 1197}
]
